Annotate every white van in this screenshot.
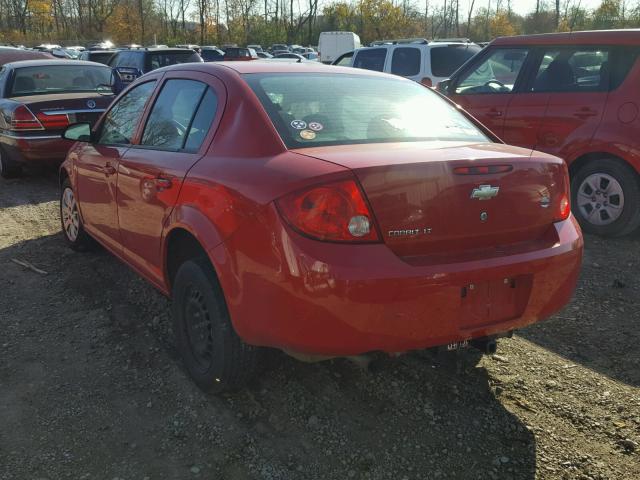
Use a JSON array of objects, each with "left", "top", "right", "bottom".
[
  {"left": 333, "top": 39, "right": 482, "bottom": 87},
  {"left": 318, "top": 31, "right": 361, "bottom": 64}
]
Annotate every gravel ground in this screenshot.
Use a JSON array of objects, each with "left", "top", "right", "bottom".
[{"left": 0, "top": 171, "right": 638, "bottom": 480}]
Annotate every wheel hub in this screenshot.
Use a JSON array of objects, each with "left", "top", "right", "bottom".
[
  {"left": 61, "top": 187, "right": 80, "bottom": 241},
  {"left": 577, "top": 173, "right": 624, "bottom": 226}
]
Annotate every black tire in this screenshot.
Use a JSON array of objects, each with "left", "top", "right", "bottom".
[
  {"left": 172, "top": 257, "right": 261, "bottom": 393},
  {"left": 0, "top": 147, "right": 22, "bottom": 178},
  {"left": 60, "top": 178, "right": 93, "bottom": 251},
  {"left": 571, "top": 158, "right": 640, "bottom": 237}
]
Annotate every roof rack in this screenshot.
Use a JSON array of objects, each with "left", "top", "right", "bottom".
[
  {"left": 432, "top": 38, "right": 472, "bottom": 43},
  {"left": 370, "top": 38, "right": 429, "bottom": 46}
]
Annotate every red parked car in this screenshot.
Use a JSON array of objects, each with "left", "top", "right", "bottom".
[
  {"left": 59, "top": 62, "right": 583, "bottom": 392},
  {"left": 222, "top": 47, "right": 259, "bottom": 61},
  {"left": 0, "top": 59, "right": 114, "bottom": 177},
  {"left": 439, "top": 30, "right": 640, "bottom": 237}
]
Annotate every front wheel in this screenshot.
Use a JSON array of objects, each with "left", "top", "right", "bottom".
[
  {"left": 571, "top": 158, "right": 640, "bottom": 237},
  {"left": 172, "top": 257, "right": 261, "bottom": 393},
  {"left": 60, "top": 178, "right": 93, "bottom": 250}
]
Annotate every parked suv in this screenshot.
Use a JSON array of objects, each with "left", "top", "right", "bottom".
[
  {"left": 108, "top": 48, "right": 202, "bottom": 93},
  {"left": 334, "top": 39, "right": 481, "bottom": 86},
  {"left": 439, "top": 30, "right": 640, "bottom": 236}
]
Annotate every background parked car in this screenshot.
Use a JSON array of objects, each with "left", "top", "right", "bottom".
[
  {"left": 256, "top": 51, "right": 273, "bottom": 59},
  {"left": 335, "top": 39, "right": 481, "bottom": 87},
  {"left": 439, "top": 29, "right": 640, "bottom": 236},
  {"left": 318, "top": 31, "right": 361, "bottom": 64},
  {"left": 0, "top": 47, "right": 55, "bottom": 65},
  {"left": 274, "top": 52, "right": 305, "bottom": 61},
  {"left": 223, "top": 47, "right": 258, "bottom": 61},
  {"left": 79, "top": 50, "right": 115, "bottom": 65},
  {"left": 0, "top": 59, "right": 114, "bottom": 177},
  {"left": 247, "top": 44, "right": 264, "bottom": 53},
  {"left": 108, "top": 47, "right": 202, "bottom": 92},
  {"left": 200, "top": 46, "right": 225, "bottom": 62}
]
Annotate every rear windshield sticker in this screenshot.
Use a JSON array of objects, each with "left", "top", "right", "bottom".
[
  {"left": 308, "top": 122, "right": 323, "bottom": 132},
  {"left": 300, "top": 129, "right": 316, "bottom": 140},
  {"left": 290, "top": 120, "right": 307, "bottom": 130}
]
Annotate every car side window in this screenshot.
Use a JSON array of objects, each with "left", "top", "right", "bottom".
[
  {"left": 455, "top": 48, "right": 529, "bottom": 95},
  {"left": 183, "top": 88, "right": 218, "bottom": 151},
  {"left": 97, "top": 81, "right": 156, "bottom": 145},
  {"left": 140, "top": 79, "right": 214, "bottom": 151},
  {"left": 391, "top": 47, "right": 421, "bottom": 77},
  {"left": 353, "top": 48, "right": 387, "bottom": 72},
  {"left": 531, "top": 47, "right": 609, "bottom": 92}
]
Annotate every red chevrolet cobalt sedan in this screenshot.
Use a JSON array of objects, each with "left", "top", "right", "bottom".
[{"left": 59, "top": 61, "right": 583, "bottom": 392}]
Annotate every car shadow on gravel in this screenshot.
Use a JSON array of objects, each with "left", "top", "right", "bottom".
[
  {"left": 519, "top": 233, "right": 640, "bottom": 387},
  {"left": 0, "top": 232, "right": 537, "bottom": 479}
]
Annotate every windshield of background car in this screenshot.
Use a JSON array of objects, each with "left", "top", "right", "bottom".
[
  {"left": 246, "top": 73, "right": 489, "bottom": 148},
  {"left": 9, "top": 65, "right": 112, "bottom": 96},
  {"left": 430, "top": 44, "right": 482, "bottom": 77},
  {"left": 147, "top": 51, "right": 201, "bottom": 70}
]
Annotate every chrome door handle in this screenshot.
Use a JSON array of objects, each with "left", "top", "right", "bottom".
[{"left": 154, "top": 177, "right": 172, "bottom": 191}]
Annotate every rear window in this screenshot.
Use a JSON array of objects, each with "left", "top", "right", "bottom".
[
  {"left": 201, "top": 49, "right": 224, "bottom": 61},
  {"left": 430, "top": 44, "right": 482, "bottom": 77},
  {"left": 10, "top": 64, "right": 112, "bottom": 96},
  {"left": 147, "top": 51, "right": 201, "bottom": 71},
  {"left": 353, "top": 48, "right": 387, "bottom": 72},
  {"left": 90, "top": 52, "right": 114, "bottom": 65},
  {"left": 246, "top": 73, "right": 488, "bottom": 149}
]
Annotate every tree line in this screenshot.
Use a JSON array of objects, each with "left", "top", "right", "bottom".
[{"left": 0, "top": 0, "right": 638, "bottom": 47}]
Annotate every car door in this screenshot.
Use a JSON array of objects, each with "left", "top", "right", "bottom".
[
  {"left": 74, "top": 80, "right": 157, "bottom": 252},
  {"left": 116, "top": 73, "right": 224, "bottom": 285},
  {"left": 448, "top": 47, "right": 532, "bottom": 138},
  {"left": 531, "top": 46, "right": 610, "bottom": 159}
]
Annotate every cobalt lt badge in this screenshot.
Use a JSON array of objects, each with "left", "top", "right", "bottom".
[
  {"left": 480, "top": 211, "right": 488, "bottom": 222},
  {"left": 86, "top": 100, "right": 96, "bottom": 109}
]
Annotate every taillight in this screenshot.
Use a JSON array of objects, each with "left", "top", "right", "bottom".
[
  {"left": 554, "top": 167, "right": 571, "bottom": 222},
  {"left": 10, "top": 105, "right": 43, "bottom": 130},
  {"left": 555, "top": 193, "right": 571, "bottom": 221},
  {"left": 276, "top": 179, "right": 380, "bottom": 242},
  {"left": 36, "top": 112, "right": 69, "bottom": 129}
]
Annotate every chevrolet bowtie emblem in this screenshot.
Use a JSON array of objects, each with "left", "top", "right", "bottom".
[{"left": 470, "top": 184, "right": 499, "bottom": 200}]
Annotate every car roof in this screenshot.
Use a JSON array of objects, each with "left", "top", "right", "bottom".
[
  {"left": 151, "top": 60, "right": 402, "bottom": 80},
  {"left": 2, "top": 59, "right": 109, "bottom": 68},
  {"left": 493, "top": 29, "right": 640, "bottom": 46}
]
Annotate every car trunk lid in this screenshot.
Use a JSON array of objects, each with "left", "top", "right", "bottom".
[
  {"left": 11, "top": 92, "right": 113, "bottom": 131},
  {"left": 294, "top": 141, "right": 566, "bottom": 260}
]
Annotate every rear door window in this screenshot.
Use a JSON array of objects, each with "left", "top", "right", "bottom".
[
  {"left": 140, "top": 79, "right": 216, "bottom": 151},
  {"left": 455, "top": 48, "right": 529, "bottom": 94},
  {"left": 430, "top": 44, "right": 482, "bottom": 78},
  {"left": 391, "top": 47, "right": 421, "bottom": 77},
  {"left": 531, "top": 47, "right": 610, "bottom": 92},
  {"left": 353, "top": 48, "right": 387, "bottom": 72},
  {"left": 334, "top": 51, "right": 353, "bottom": 66}
]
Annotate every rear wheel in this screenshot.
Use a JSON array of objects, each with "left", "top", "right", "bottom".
[
  {"left": 172, "top": 257, "right": 261, "bottom": 393},
  {"left": 571, "top": 158, "right": 640, "bottom": 237},
  {"left": 0, "top": 147, "right": 22, "bottom": 178},
  {"left": 60, "top": 178, "right": 93, "bottom": 250}
]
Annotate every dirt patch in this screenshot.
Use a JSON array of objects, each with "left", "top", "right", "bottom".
[{"left": 1, "top": 172, "right": 638, "bottom": 479}]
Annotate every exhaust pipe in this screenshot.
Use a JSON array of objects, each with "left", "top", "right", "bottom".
[{"left": 471, "top": 337, "right": 497, "bottom": 355}]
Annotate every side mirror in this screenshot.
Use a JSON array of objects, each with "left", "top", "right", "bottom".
[
  {"left": 437, "top": 79, "right": 452, "bottom": 95},
  {"left": 63, "top": 123, "right": 92, "bottom": 142}
]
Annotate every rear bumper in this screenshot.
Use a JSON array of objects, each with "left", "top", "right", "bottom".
[
  {"left": 211, "top": 206, "right": 583, "bottom": 356},
  {"left": 0, "top": 131, "right": 71, "bottom": 165}
]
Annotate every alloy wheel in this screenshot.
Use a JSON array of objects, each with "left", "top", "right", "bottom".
[
  {"left": 576, "top": 173, "right": 624, "bottom": 226},
  {"left": 61, "top": 187, "right": 81, "bottom": 242}
]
